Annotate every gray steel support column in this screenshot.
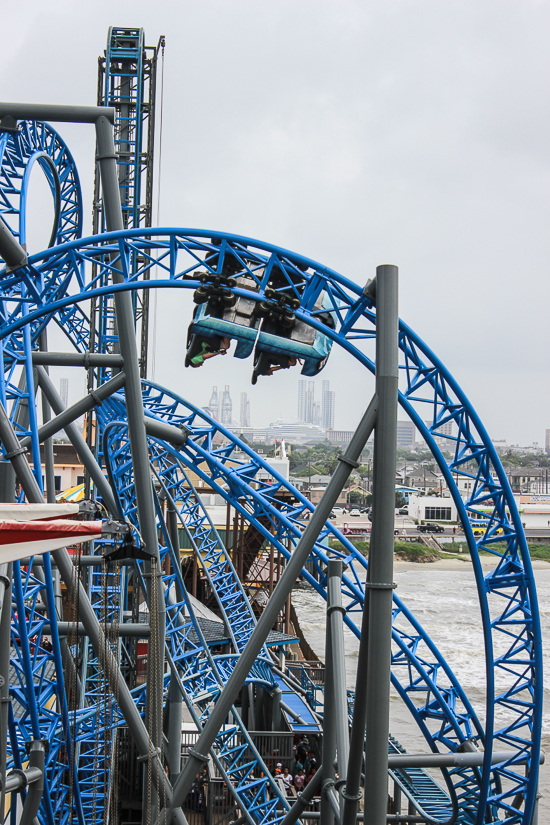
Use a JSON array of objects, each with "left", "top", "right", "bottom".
[
  {"left": 362, "top": 265, "right": 399, "bottom": 825},
  {"left": 95, "top": 115, "right": 165, "bottom": 771},
  {"left": 29, "top": 351, "right": 124, "bottom": 368},
  {"left": 0, "top": 405, "right": 186, "bottom": 825},
  {"left": 321, "top": 582, "right": 336, "bottom": 825},
  {"left": 22, "top": 372, "right": 126, "bottom": 449},
  {"left": 271, "top": 687, "right": 282, "bottom": 732},
  {"left": 38, "top": 332, "right": 56, "bottom": 504},
  {"left": 168, "top": 675, "right": 183, "bottom": 785},
  {"left": 0, "top": 561, "right": 12, "bottom": 821},
  {"left": 35, "top": 366, "right": 120, "bottom": 516},
  {"left": 19, "top": 740, "right": 45, "bottom": 825},
  {"left": 0, "top": 463, "right": 14, "bottom": 818},
  {"left": 280, "top": 765, "right": 324, "bottom": 825},
  {"left": 0, "top": 216, "right": 27, "bottom": 269},
  {"left": 0, "top": 102, "right": 115, "bottom": 124},
  {"left": 327, "top": 560, "right": 349, "bottom": 785},
  {"left": 42, "top": 622, "right": 150, "bottom": 637},
  {"left": 247, "top": 684, "right": 256, "bottom": 731},
  {"left": 169, "top": 393, "right": 378, "bottom": 817}
]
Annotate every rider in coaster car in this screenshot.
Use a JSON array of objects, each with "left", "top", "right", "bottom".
[
  {"left": 185, "top": 333, "right": 231, "bottom": 368},
  {"left": 251, "top": 351, "right": 298, "bottom": 384}
]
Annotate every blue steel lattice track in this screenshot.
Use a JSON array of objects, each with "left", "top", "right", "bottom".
[{"left": 0, "top": 120, "right": 541, "bottom": 825}]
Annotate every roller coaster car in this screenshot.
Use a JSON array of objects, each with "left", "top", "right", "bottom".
[
  {"left": 185, "top": 251, "right": 336, "bottom": 379},
  {"left": 185, "top": 271, "right": 261, "bottom": 368},
  {"left": 251, "top": 288, "right": 335, "bottom": 384}
]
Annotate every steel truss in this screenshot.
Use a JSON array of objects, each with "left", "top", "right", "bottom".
[{"left": 0, "top": 111, "right": 542, "bottom": 825}]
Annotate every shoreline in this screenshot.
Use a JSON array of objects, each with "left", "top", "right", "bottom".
[{"left": 394, "top": 556, "right": 550, "bottom": 572}]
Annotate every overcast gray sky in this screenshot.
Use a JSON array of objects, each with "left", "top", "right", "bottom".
[{"left": 3, "top": 1, "right": 549, "bottom": 446}]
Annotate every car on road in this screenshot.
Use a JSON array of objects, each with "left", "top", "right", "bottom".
[
  {"left": 349, "top": 509, "right": 361, "bottom": 516},
  {"left": 398, "top": 508, "right": 408, "bottom": 515},
  {"left": 416, "top": 522, "right": 445, "bottom": 533}
]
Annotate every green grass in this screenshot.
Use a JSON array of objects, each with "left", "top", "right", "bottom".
[
  {"left": 328, "top": 539, "right": 550, "bottom": 564},
  {"left": 330, "top": 539, "right": 440, "bottom": 561},
  {"left": 440, "top": 541, "right": 550, "bottom": 562}
]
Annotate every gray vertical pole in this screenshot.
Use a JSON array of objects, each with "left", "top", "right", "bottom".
[
  {"left": 327, "top": 560, "right": 349, "bottom": 804},
  {"left": 0, "top": 564, "right": 11, "bottom": 822},
  {"left": 169, "top": 396, "right": 378, "bottom": 820},
  {"left": 38, "top": 331, "right": 56, "bottom": 503},
  {"left": 166, "top": 498, "right": 183, "bottom": 786},
  {"left": 0, "top": 404, "right": 186, "bottom": 825},
  {"left": 271, "top": 687, "right": 282, "bottom": 732},
  {"left": 0, "top": 461, "right": 14, "bottom": 818},
  {"left": 362, "top": 265, "right": 399, "bottom": 825},
  {"left": 94, "top": 117, "right": 165, "bottom": 769},
  {"left": 321, "top": 580, "right": 336, "bottom": 825},
  {"left": 168, "top": 676, "right": 183, "bottom": 785}
]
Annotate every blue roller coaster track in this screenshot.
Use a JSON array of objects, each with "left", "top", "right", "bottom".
[
  {"left": 0, "top": 30, "right": 542, "bottom": 825},
  {"left": 0, "top": 219, "right": 542, "bottom": 824}
]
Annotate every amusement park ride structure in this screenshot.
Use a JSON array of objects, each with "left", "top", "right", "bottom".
[{"left": 0, "top": 25, "right": 543, "bottom": 825}]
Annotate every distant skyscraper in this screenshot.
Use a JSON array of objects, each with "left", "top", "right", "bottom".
[
  {"left": 60, "top": 378, "right": 69, "bottom": 409},
  {"left": 240, "top": 392, "right": 251, "bottom": 428},
  {"left": 546, "top": 429, "right": 550, "bottom": 455},
  {"left": 298, "top": 380, "right": 307, "bottom": 422},
  {"left": 322, "top": 380, "right": 335, "bottom": 430},
  {"left": 209, "top": 386, "right": 219, "bottom": 420},
  {"left": 312, "top": 401, "right": 321, "bottom": 427},
  {"left": 221, "top": 385, "right": 233, "bottom": 425},
  {"left": 306, "top": 381, "right": 315, "bottom": 424},
  {"left": 396, "top": 420, "right": 416, "bottom": 449}
]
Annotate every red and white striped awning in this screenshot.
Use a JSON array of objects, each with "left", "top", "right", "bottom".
[{"left": 0, "top": 504, "right": 102, "bottom": 564}]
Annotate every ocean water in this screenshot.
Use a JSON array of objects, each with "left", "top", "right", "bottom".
[{"left": 292, "top": 565, "right": 550, "bottom": 821}]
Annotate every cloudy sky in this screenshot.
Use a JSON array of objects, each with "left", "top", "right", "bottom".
[{"left": 3, "top": 1, "right": 549, "bottom": 446}]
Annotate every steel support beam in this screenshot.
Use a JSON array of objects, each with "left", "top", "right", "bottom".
[
  {"left": 0, "top": 216, "right": 27, "bottom": 269},
  {"left": 0, "top": 102, "right": 115, "bottom": 124},
  {"left": 327, "top": 559, "right": 350, "bottom": 817},
  {"left": 18, "top": 740, "right": 45, "bottom": 825},
  {"left": 0, "top": 404, "right": 186, "bottom": 825},
  {"left": 321, "top": 580, "right": 336, "bottom": 825},
  {"left": 42, "top": 622, "right": 150, "bottom": 637},
  {"left": 168, "top": 389, "right": 378, "bottom": 819},
  {"left": 94, "top": 113, "right": 166, "bottom": 818},
  {"left": 28, "top": 351, "right": 124, "bottom": 368},
  {"left": 345, "top": 266, "right": 398, "bottom": 825},
  {"left": 35, "top": 366, "right": 120, "bottom": 517},
  {"left": 21, "top": 372, "right": 125, "bottom": 448},
  {"left": 0, "top": 561, "right": 12, "bottom": 820}
]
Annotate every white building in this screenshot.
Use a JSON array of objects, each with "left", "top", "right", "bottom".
[{"left": 408, "top": 494, "right": 457, "bottom": 523}]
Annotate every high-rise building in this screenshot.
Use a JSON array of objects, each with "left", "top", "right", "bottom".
[
  {"left": 322, "top": 380, "right": 335, "bottom": 430},
  {"left": 60, "top": 378, "right": 69, "bottom": 408},
  {"left": 396, "top": 420, "right": 416, "bottom": 449},
  {"left": 298, "top": 380, "right": 307, "bottom": 423},
  {"left": 221, "top": 385, "right": 233, "bottom": 425},
  {"left": 209, "top": 386, "right": 219, "bottom": 420},
  {"left": 306, "top": 381, "right": 315, "bottom": 424},
  {"left": 240, "top": 392, "right": 251, "bottom": 428},
  {"left": 546, "top": 429, "right": 550, "bottom": 455},
  {"left": 298, "top": 380, "right": 317, "bottom": 424}
]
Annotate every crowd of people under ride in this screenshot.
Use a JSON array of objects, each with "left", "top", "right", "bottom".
[{"left": 273, "top": 738, "right": 319, "bottom": 798}]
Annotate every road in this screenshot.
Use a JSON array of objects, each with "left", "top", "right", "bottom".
[{"left": 330, "top": 514, "right": 550, "bottom": 541}]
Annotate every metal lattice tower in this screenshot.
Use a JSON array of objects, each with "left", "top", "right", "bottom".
[{"left": 91, "top": 27, "right": 164, "bottom": 378}]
